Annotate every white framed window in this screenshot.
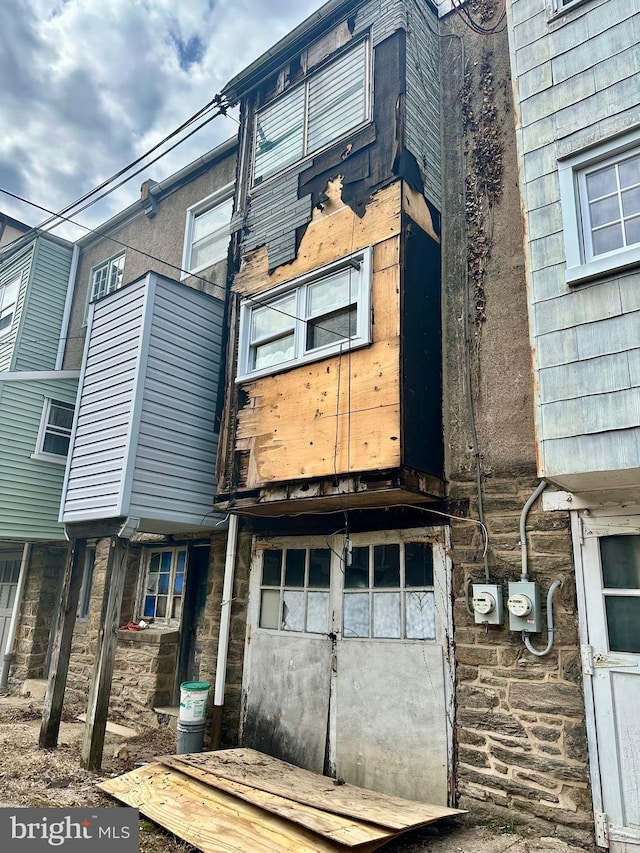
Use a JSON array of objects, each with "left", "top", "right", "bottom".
[
  {"left": 182, "top": 185, "right": 233, "bottom": 278},
  {"left": 258, "top": 538, "right": 436, "bottom": 640},
  {"left": 0, "top": 275, "right": 20, "bottom": 337},
  {"left": 32, "top": 398, "right": 74, "bottom": 463},
  {"left": 139, "top": 547, "right": 187, "bottom": 626},
  {"left": 237, "top": 247, "right": 372, "bottom": 381},
  {"left": 88, "top": 253, "right": 125, "bottom": 303},
  {"left": 253, "top": 38, "right": 371, "bottom": 186},
  {"left": 559, "top": 131, "right": 640, "bottom": 284},
  {"left": 549, "top": 0, "right": 589, "bottom": 14}
]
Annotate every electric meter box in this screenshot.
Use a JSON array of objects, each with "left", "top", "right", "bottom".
[
  {"left": 507, "top": 581, "right": 542, "bottom": 632},
  {"left": 472, "top": 583, "right": 504, "bottom": 625}
]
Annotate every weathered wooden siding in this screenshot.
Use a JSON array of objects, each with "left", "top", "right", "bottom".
[
  {"left": 231, "top": 184, "right": 402, "bottom": 488},
  {"left": 0, "top": 377, "right": 78, "bottom": 539},
  {"left": 61, "top": 281, "right": 146, "bottom": 522},
  {"left": 508, "top": 0, "right": 640, "bottom": 479},
  {"left": 0, "top": 244, "right": 34, "bottom": 372},
  {"left": 13, "top": 239, "right": 73, "bottom": 372},
  {"left": 61, "top": 274, "right": 224, "bottom": 530},
  {"left": 127, "top": 278, "right": 224, "bottom": 526}
]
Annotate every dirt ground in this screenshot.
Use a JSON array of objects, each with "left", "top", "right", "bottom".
[{"left": 0, "top": 692, "right": 589, "bottom": 853}]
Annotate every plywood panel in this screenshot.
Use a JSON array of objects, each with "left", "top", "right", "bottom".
[
  {"left": 235, "top": 183, "right": 403, "bottom": 297},
  {"left": 237, "top": 339, "right": 401, "bottom": 487}
]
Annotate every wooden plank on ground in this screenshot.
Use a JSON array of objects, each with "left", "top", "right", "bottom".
[
  {"left": 99, "top": 763, "right": 384, "bottom": 853},
  {"left": 160, "top": 755, "right": 389, "bottom": 847},
  {"left": 164, "top": 748, "right": 463, "bottom": 830}
]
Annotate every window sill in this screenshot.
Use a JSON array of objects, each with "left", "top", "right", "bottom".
[
  {"left": 566, "top": 245, "right": 640, "bottom": 286},
  {"left": 30, "top": 452, "right": 67, "bottom": 466},
  {"left": 117, "top": 627, "right": 179, "bottom": 645}
]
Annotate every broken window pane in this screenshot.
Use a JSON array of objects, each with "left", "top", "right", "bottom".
[
  {"left": 405, "top": 542, "right": 434, "bottom": 587},
  {"left": 343, "top": 593, "right": 369, "bottom": 638},
  {"left": 306, "top": 591, "right": 330, "bottom": 633},
  {"left": 309, "top": 549, "right": 331, "bottom": 587},
  {"left": 406, "top": 591, "right": 436, "bottom": 640},
  {"left": 262, "top": 550, "right": 282, "bottom": 586},
  {"left": 285, "top": 549, "right": 305, "bottom": 587},
  {"left": 260, "top": 589, "right": 280, "bottom": 629},
  {"left": 373, "top": 544, "right": 400, "bottom": 587},
  {"left": 373, "top": 593, "right": 400, "bottom": 638},
  {"left": 283, "top": 590, "right": 304, "bottom": 631}
]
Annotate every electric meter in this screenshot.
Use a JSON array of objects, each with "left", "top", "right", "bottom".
[
  {"left": 507, "top": 593, "right": 532, "bottom": 618},
  {"left": 472, "top": 584, "right": 503, "bottom": 625},
  {"left": 507, "top": 581, "right": 542, "bottom": 632}
]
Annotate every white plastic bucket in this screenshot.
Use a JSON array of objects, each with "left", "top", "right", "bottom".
[{"left": 179, "top": 681, "right": 210, "bottom": 722}]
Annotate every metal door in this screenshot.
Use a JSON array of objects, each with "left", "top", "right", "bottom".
[
  {"left": 581, "top": 518, "right": 640, "bottom": 851},
  {"left": 241, "top": 528, "right": 453, "bottom": 805}
]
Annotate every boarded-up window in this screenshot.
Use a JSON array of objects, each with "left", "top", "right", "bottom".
[{"left": 253, "top": 39, "right": 369, "bottom": 185}]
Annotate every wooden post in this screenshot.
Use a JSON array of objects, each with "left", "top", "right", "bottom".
[
  {"left": 80, "top": 536, "right": 128, "bottom": 771},
  {"left": 39, "top": 538, "right": 87, "bottom": 749}
]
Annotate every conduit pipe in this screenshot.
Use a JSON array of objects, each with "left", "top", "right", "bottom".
[
  {"left": 524, "top": 580, "right": 562, "bottom": 657},
  {"left": 55, "top": 245, "right": 79, "bottom": 370},
  {"left": 211, "top": 513, "right": 239, "bottom": 748},
  {"left": 0, "top": 543, "right": 31, "bottom": 689},
  {"left": 519, "top": 479, "right": 548, "bottom": 581}
]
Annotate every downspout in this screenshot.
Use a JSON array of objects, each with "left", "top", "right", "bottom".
[
  {"left": 211, "top": 513, "right": 239, "bottom": 748},
  {"left": 55, "top": 245, "right": 79, "bottom": 370},
  {"left": 0, "top": 543, "right": 31, "bottom": 688}
]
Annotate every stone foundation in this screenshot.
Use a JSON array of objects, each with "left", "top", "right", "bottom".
[{"left": 449, "top": 474, "right": 592, "bottom": 846}]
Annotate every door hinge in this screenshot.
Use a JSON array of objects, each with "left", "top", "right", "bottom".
[
  {"left": 581, "top": 644, "right": 594, "bottom": 676},
  {"left": 595, "top": 812, "right": 609, "bottom": 848}
]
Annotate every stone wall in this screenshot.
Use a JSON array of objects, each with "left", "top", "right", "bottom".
[
  {"left": 449, "top": 473, "right": 591, "bottom": 846},
  {"left": 11, "top": 544, "right": 67, "bottom": 681}
]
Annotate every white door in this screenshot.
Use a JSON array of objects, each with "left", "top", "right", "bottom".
[
  {"left": 0, "top": 553, "right": 22, "bottom": 654},
  {"left": 242, "top": 528, "right": 453, "bottom": 805},
  {"left": 580, "top": 517, "right": 640, "bottom": 851}
]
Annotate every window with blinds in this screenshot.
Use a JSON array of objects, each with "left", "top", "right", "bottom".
[{"left": 253, "top": 39, "right": 370, "bottom": 186}]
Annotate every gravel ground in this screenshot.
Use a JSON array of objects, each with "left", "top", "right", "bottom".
[{"left": 0, "top": 693, "right": 590, "bottom": 853}]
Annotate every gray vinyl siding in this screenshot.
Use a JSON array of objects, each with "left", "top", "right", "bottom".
[
  {"left": 0, "top": 377, "right": 78, "bottom": 539},
  {"left": 0, "top": 244, "right": 34, "bottom": 372},
  {"left": 404, "top": 0, "right": 441, "bottom": 209},
  {"left": 61, "top": 281, "right": 145, "bottom": 521},
  {"left": 61, "top": 273, "right": 224, "bottom": 531},
  {"left": 127, "top": 281, "right": 224, "bottom": 525},
  {"left": 507, "top": 0, "right": 640, "bottom": 480},
  {"left": 13, "top": 239, "right": 73, "bottom": 372}
]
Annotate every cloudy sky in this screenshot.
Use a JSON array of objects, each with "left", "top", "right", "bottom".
[{"left": 0, "top": 0, "right": 323, "bottom": 239}]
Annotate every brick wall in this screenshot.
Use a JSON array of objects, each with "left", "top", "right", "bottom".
[{"left": 449, "top": 474, "right": 592, "bottom": 846}]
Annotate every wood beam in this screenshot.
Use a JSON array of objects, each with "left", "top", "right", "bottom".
[
  {"left": 80, "top": 536, "right": 128, "bottom": 771},
  {"left": 39, "top": 537, "right": 87, "bottom": 749}
]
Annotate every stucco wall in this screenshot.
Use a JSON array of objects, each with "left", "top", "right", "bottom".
[{"left": 62, "top": 146, "right": 236, "bottom": 370}]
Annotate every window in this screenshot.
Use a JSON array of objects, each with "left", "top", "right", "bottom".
[
  {"left": 549, "top": 0, "right": 589, "bottom": 13},
  {"left": 258, "top": 539, "right": 436, "bottom": 640},
  {"left": 0, "top": 275, "right": 20, "bottom": 337},
  {"left": 253, "top": 39, "right": 370, "bottom": 185},
  {"left": 33, "top": 398, "right": 74, "bottom": 463},
  {"left": 88, "top": 253, "right": 125, "bottom": 304},
  {"left": 140, "top": 548, "right": 187, "bottom": 626},
  {"left": 559, "top": 132, "right": 640, "bottom": 284},
  {"left": 182, "top": 186, "right": 233, "bottom": 277},
  {"left": 237, "top": 247, "right": 372, "bottom": 380}
]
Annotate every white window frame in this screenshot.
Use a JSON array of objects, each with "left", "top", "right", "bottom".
[
  {"left": 0, "top": 274, "right": 20, "bottom": 338},
  {"left": 85, "top": 253, "right": 125, "bottom": 323},
  {"left": 137, "top": 546, "right": 188, "bottom": 628},
  {"left": 559, "top": 129, "right": 640, "bottom": 285},
  {"left": 181, "top": 183, "right": 234, "bottom": 279},
  {"left": 549, "top": 0, "right": 589, "bottom": 15},
  {"left": 237, "top": 246, "right": 372, "bottom": 382},
  {"left": 31, "top": 397, "right": 75, "bottom": 465},
  {"left": 252, "top": 37, "right": 372, "bottom": 187}
]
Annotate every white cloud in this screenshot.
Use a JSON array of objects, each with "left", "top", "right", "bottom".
[{"left": 0, "top": 0, "right": 322, "bottom": 238}]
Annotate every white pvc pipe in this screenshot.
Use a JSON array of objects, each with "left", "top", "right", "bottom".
[
  {"left": 524, "top": 580, "right": 562, "bottom": 657},
  {"left": 0, "top": 543, "right": 31, "bottom": 688},
  {"left": 519, "top": 480, "right": 548, "bottom": 581},
  {"left": 55, "top": 245, "right": 79, "bottom": 371},
  {"left": 213, "top": 514, "right": 239, "bottom": 707}
]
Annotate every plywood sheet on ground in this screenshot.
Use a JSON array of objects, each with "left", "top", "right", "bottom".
[{"left": 99, "top": 748, "right": 463, "bottom": 853}]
